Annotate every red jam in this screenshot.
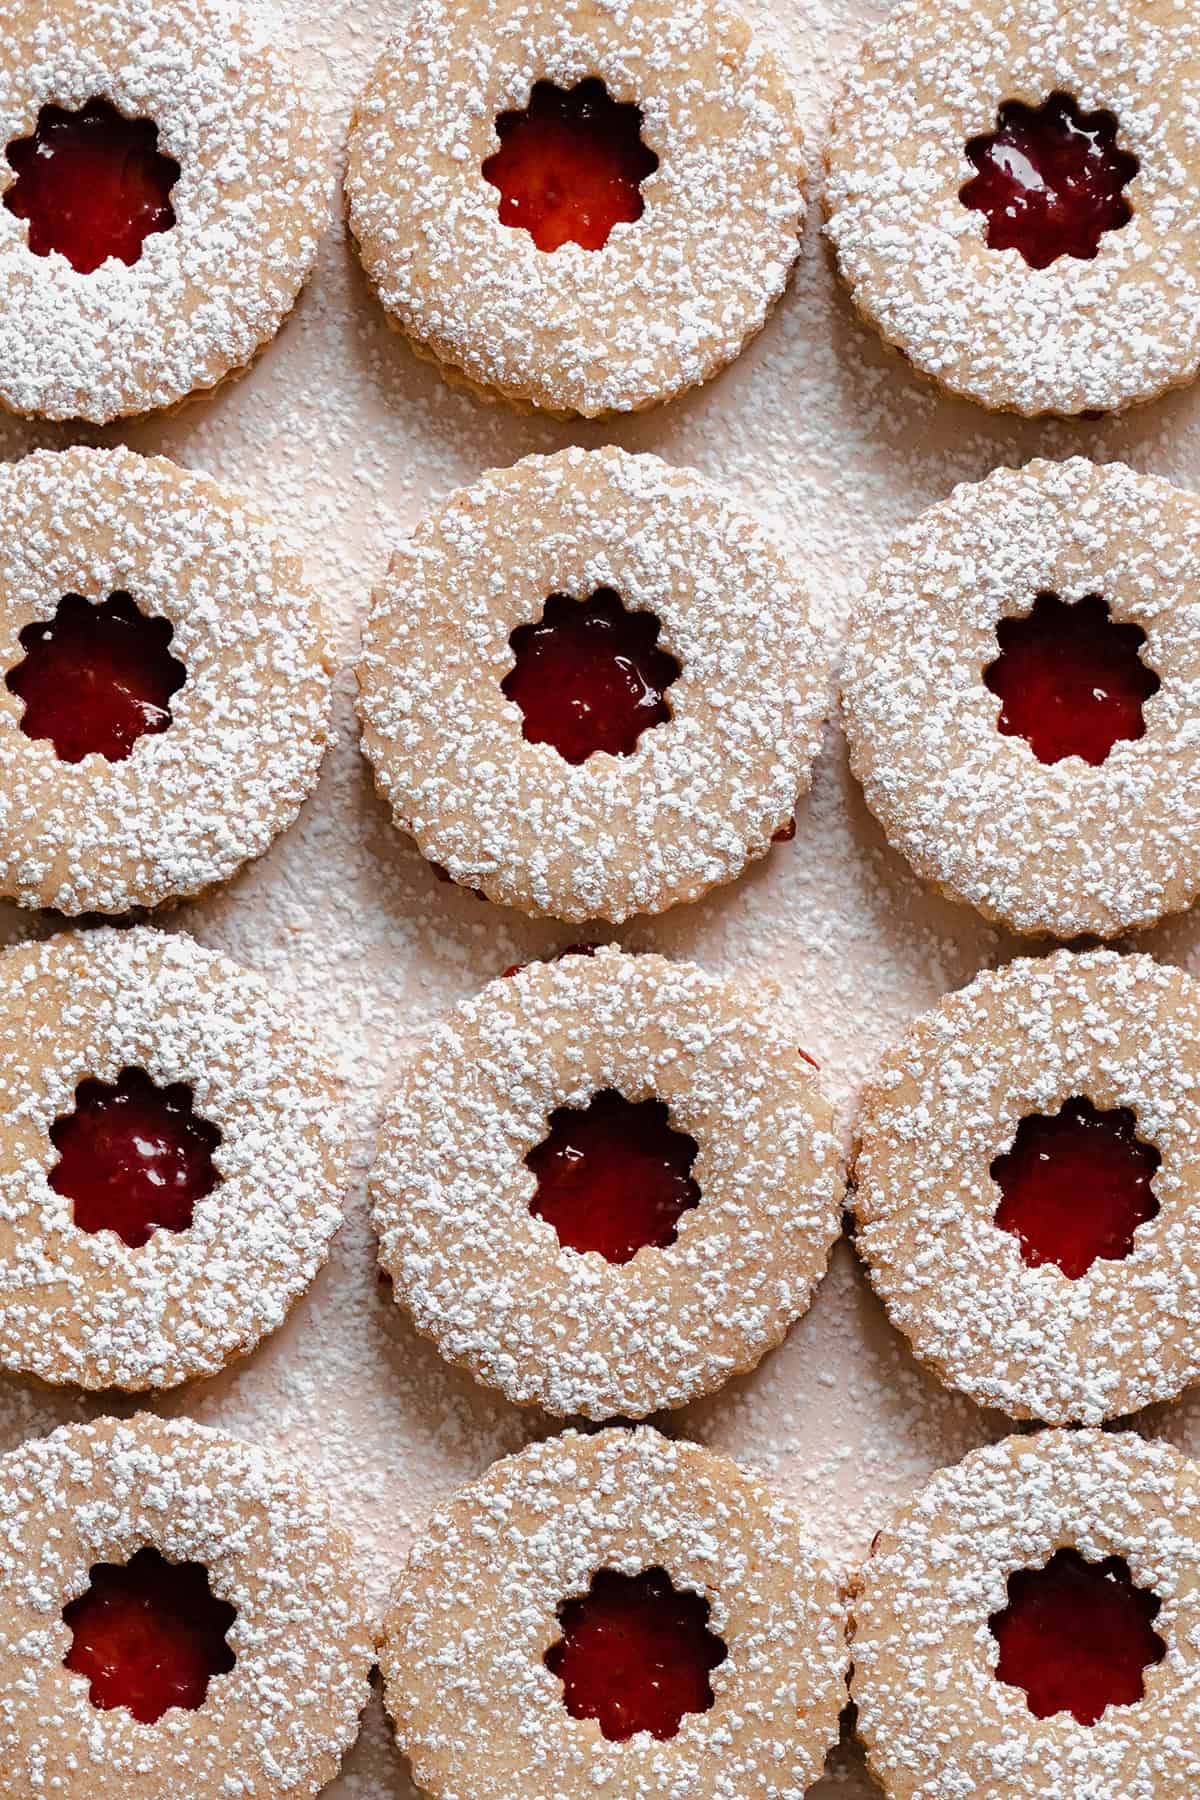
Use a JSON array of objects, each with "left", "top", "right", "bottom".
[
  {"left": 483, "top": 78, "right": 658, "bottom": 253},
  {"left": 502, "top": 942, "right": 598, "bottom": 979},
  {"left": 545, "top": 1567, "right": 726, "bottom": 1742},
  {"left": 960, "top": 91, "right": 1138, "bottom": 269},
  {"left": 4, "top": 97, "right": 179, "bottom": 274},
  {"left": 51, "top": 1067, "right": 222, "bottom": 1250},
  {"left": 991, "top": 1096, "right": 1160, "bottom": 1280},
  {"left": 984, "top": 591, "right": 1159, "bottom": 767},
  {"left": 7, "top": 591, "right": 185, "bottom": 764},
  {"left": 991, "top": 1548, "right": 1164, "bottom": 1725},
  {"left": 527, "top": 1088, "right": 700, "bottom": 1264},
  {"left": 502, "top": 589, "right": 679, "bottom": 766},
  {"left": 63, "top": 1547, "right": 236, "bottom": 1725}
]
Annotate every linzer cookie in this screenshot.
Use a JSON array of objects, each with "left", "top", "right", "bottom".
[
  {"left": 824, "top": 0, "right": 1200, "bottom": 416},
  {"left": 0, "top": 446, "right": 333, "bottom": 914},
  {"left": 853, "top": 948, "right": 1200, "bottom": 1424},
  {"left": 344, "top": 0, "right": 805, "bottom": 416},
  {"left": 0, "top": 926, "right": 348, "bottom": 1391},
  {"left": 0, "top": 1413, "right": 374, "bottom": 1798},
  {"left": 357, "top": 447, "right": 829, "bottom": 923},
  {"left": 852, "top": 1430, "right": 1200, "bottom": 1797},
  {"left": 370, "top": 947, "right": 842, "bottom": 1418},
  {"left": 0, "top": 0, "right": 329, "bottom": 422},
  {"left": 382, "top": 1426, "right": 847, "bottom": 1800},
  {"left": 841, "top": 458, "right": 1200, "bottom": 939}
]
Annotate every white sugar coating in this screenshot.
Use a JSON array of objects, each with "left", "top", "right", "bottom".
[
  {"left": 854, "top": 947, "right": 1200, "bottom": 1424},
  {"left": 383, "top": 1425, "right": 847, "bottom": 1800},
  {"left": 852, "top": 1428, "right": 1200, "bottom": 1798},
  {"left": 357, "top": 446, "right": 831, "bottom": 923},
  {"left": 0, "top": 1412, "right": 375, "bottom": 1798},
  {"left": 841, "top": 457, "right": 1200, "bottom": 939},
  {"left": 0, "top": 445, "right": 334, "bottom": 914},
  {"left": 0, "top": 0, "right": 1199, "bottom": 1796},
  {"left": 371, "top": 947, "right": 844, "bottom": 1418},
  {"left": 0, "top": 0, "right": 331, "bottom": 422},
  {"left": 0, "top": 925, "right": 348, "bottom": 1390},
  {"left": 823, "top": 0, "right": 1200, "bottom": 416},
  {"left": 344, "top": 0, "right": 805, "bottom": 416}
]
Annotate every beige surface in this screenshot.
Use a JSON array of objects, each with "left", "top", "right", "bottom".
[{"left": 3, "top": 0, "right": 1200, "bottom": 1793}]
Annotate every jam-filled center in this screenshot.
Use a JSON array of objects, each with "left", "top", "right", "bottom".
[
  {"left": 984, "top": 591, "right": 1159, "bottom": 767},
  {"left": 960, "top": 91, "right": 1138, "bottom": 269},
  {"left": 990, "top": 1547, "right": 1165, "bottom": 1725},
  {"left": 991, "top": 1096, "right": 1160, "bottom": 1280},
  {"left": 7, "top": 590, "right": 185, "bottom": 765},
  {"left": 63, "top": 1546, "right": 236, "bottom": 1725},
  {"left": 526, "top": 1088, "right": 700, "bottom": 1264},
  {"left": 502, "top": 589, "right": 679, "bottom": 766},
  {"left": 4, "top": 97, "right": 179, "bottom": 275},
  {"left": 483, "top": 78, "right": 658, "bottom": 254},
  {"left": 51, "top": 1067, "right": 222, "bottom": 1250},
  {"left": 545, "top": 1567, "right": 726, "bottom": 1742}
]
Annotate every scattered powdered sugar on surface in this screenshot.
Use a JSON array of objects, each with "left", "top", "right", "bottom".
[
  {"left": 824, "top": 0, "right": 1200, "bottom": 416},
  {"left": 0, "top": 0, "right": 1198, "bottom": 1791},
  {"left": 853, "top": 1430, "right": 1200, "bottom": 1797}
]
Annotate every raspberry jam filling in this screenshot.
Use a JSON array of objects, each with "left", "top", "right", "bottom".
[
  {"left": 983, "top": 591, "right": 1159, "bottom": 767},
  {"left": 7, "top": 591, "right": 186, "bottom": 764},
  {"left": 502, "top": 589, "right": 679, "bottom": 765},
  {"left": 483, "top": 78, "right": 658, "bottom": 253},
  {"left": 990, "top": 1548, "right": 1165, "bottom": 1725},
  {"left": 545, "top": 1567, "right": 726, "bottom": 1742},
  {"left": 960, "top": 91, "right": 1138, "bottom": 270},
  {"left": 4, "top": 97, "right": 179, "bottom": 275},
  {"left": 51, "top": 1067, "right": 222, "bottom": 1250},
  {"left": 63, "top": 1546, "right": 236, "bottom": 1725},
  {"left": 526, "top": 1088, "right": 700, "bottom": 1264},
  {"left": 991, "top": 1096, "right": 1160, "bottom": 1280}
]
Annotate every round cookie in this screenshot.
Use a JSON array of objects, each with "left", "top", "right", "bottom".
[
  {"left": 382, "top": 1425, "right": 847, "bottom": 1800},
  {"left": 344, "top": 0, "right": 805, "bottom": 416},
  {"left": 852, "top": 1429, "right": 1200, "bottom": 1799},
  {"left": 0, "top": 445, "right": 333, "bottom": 914},
  {"left": 0, "top": 0, "right": 329, "bottom": 421},
  {"left": 370, "top": 946, "right": 843, "bottom": 1419},
  {"left": 357, "top": 446, "right": 830, "bottom": 924},
  {"left": 0, "top": 1412, "right": 374, "bottom": 1798},
  {"left": 853, "top": 947, "right": 1200, "bottom": 1424},
  {"left": 824, "top": 0, "right": 1200, "bottom": 416},
  {"left": 841, "top": 458, "right": 1200, "bottom": 939},
  {"left": 0, "top": 925, "right": 348, "bottom": 1391}
]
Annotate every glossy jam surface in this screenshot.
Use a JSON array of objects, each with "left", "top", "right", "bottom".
[
  {"left": 991, "top": 1548, "right": 1165, "bottom": 1725},
  {"left": 63, "top": 1546, "right": 236, "bottom": 1725},
  {"left": 483, "top": 78, "right": 658, "bottom": 253},
  {"left": 502, "top": 589, "right": 678, "bottom": 765},
  {"left": 991, "top": 1096, "right": 1160, "bottom": 1280},
  {"left": 527, "top": 1088, "right": 700, "bottom": 1264},
  {"left": 7, "top": 591, "right": 185, "bottom": 764},
  {"left": 545, "top": 1567, "right": 726, "bottom": 1742},
  {"left": 984, "top": 591, "right": 1159, "bottom": 767},
  {"left": 960, "top": 91, "right": 1138, "bottom": 269},
  {"left": 5, "top": 97, "right": 179, "bottom": 274},
  {"left": 51, "top": 1067, "right": 222, "bottom": 1250}
]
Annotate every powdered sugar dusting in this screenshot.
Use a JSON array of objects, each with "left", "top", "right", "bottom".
[{"left": 0, "top": 0, "right": 331, "bottom": 421}]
